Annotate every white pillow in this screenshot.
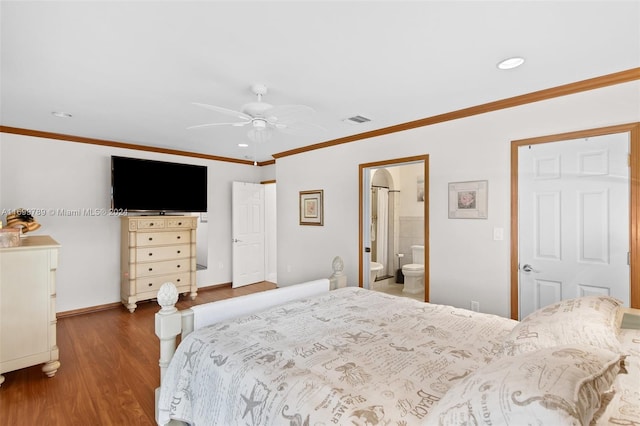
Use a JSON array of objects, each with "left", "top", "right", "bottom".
[
  {"left": 503, "top": 296, "right": 622, "bottom": 356},
  {"left": 427, "top": 344, "right": 622, "bottom": 426}
]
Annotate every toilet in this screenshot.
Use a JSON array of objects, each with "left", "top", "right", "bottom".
[
  {"left": 370, "top": 262, "right": 384, "bottom": 288},
  {"left": 402, "top": 245, "right": 424, "bottom": 294}
]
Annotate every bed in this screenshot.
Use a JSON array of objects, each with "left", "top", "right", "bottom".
[{"left": 154, "top": 277, "right": 640, "bottom": 425}]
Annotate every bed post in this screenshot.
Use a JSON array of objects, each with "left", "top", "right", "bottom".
[
  {"left": 155, "top": 282, "right": 182, "bottom": 384},
  {"left": 155, "top": 282, "right": 183, "bottom": 424},
  {"left": 329, "top": 256, "right": 347, "bottom": 289}
]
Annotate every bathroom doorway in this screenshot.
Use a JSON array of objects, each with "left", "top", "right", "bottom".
[{"left": 359, "top": 155, "right": 429, "bottom": 302}]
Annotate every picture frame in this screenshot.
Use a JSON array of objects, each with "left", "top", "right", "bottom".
[
  {"left": 448, "top": 180, "right": 488, "bottom": 219},
  {"left": 299, "top": 190, "right": 324, "bottom": 226}
]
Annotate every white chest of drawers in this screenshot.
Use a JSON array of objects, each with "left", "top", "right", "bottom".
[
  {"left": 120, "top": 216, "right": 197, "bottom": 312},
  {"left": 0, "top": 235, "right": 61, "bottom": 386}
]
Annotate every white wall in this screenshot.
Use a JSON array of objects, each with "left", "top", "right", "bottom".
[
  {"left": 2, "top": 81, "right": 638, "bottom": 316},
  {"left": 0, "top": 134, "right": 263, "bottom": 312},
  {"left": 260, "top": 164, "right": 275, "bottom": 182},
  {"left": 275, "top": 81, "right": 640, "bottom": 318},
  {"left": 398, "top": 162, "right": 426, "bottom": 217}
]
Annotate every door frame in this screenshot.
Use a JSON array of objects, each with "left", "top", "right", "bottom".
[
  {"left": 510, "top": 122, "right": 640, "bottom": 319},
  {"left": 262, "top": 180, "right": 277, "bottom": 284},
  {"left": 359, "top": 155, "right": 430, "bottom": 301}
]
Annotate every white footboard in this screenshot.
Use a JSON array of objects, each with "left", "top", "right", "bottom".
[{"left": 154, "top": 277, "right": 333, "bottom": 425}]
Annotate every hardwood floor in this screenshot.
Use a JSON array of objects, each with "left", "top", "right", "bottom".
[{"left": 0, "top": 282, "right": 276, "bottom": 426}]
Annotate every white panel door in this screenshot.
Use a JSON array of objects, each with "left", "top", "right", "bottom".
[
  {"left": 518, "top": 133, "right": 630, "bottom": 319},
  {"left": 232, "top": 181, "right": 265, "bottom": 288}
]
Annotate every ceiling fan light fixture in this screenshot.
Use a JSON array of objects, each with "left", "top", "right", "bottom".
[
  {"left": 497, "top": 56, "right": 525, "bottom": 70},
  {"left": 252, "top": 118, "right": 267, "bottom": 129},
  {"left": 238, "top": 143, "right": 249, "bottom": 148},
  {"left": 247, "top": 128, "right": 272, "bottom": 143}
]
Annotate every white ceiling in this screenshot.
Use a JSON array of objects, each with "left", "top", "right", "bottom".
[{"left": 1, "top": 1, "right": 639, "bottom": 163}]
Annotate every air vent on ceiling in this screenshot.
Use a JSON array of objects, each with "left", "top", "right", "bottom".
[{"left": 343, "top": 115, "right": 372, "bottom": 124}]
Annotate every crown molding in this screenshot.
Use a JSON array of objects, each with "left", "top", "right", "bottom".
[
  {"left": 273, "top": 67, "right": 640, "bottom": 159},
  {"left": 2, "top": 68, "right": 638, "bottom": 164}
]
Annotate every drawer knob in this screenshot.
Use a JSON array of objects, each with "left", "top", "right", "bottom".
[
  {"left": 148, "top": 268, "right": 153, "bottom": 271},
  {"left": 178, "top": 222, "right": 182, "bottom": 225},
  {"left": 176, "top": 278, "right": 181, "bottom": 282},
  {"left": 150, "top": 223, "right": 154, "bottom": 226},
  {"left": 148, "top": 283, "right": 152, "bottom": 287},
  {"left": 177, "top": 250, "right": 181, "bottom": 254},
  {"left": 177, "top": 264, "right": 181, "bottom": 268},
  {"left": 148, "top": 237, "right": 153, "bottom": 241},
  {"left": 148, "top": 253, "right": 153, "bottom": 256},
  {"left": 177, "top": 236, "right": 181, "bottom": 240}
]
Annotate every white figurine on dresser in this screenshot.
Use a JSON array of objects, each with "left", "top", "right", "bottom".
[
  {"left": 120, "top": 216, "right": 197, "bottom": 313},
  {"left": 0, "top": 235, "right": 61, "bottom": 386}
]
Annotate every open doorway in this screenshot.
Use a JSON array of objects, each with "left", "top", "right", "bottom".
[{"left": 359, "top": 155, "right": 429, "bottom": 301}]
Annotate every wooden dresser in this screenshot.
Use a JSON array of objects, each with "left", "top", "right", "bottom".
[
  {"left": 0, "top": 235, "right": 61, "bottom": 386},
  {"left": 120, "top": 216, "right": 197, "bottom": 313}
]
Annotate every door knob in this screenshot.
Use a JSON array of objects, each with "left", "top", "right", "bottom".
[
  {"left": 233, "top": 238, "right": 242, "bottom": 243},
  {"left": 521, "top": 264, "right": 534, "bottom": 272}
]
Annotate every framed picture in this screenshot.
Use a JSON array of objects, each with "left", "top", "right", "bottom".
[
  {"left": 299, "top": 190, "right": 324, "bottom": 226},
  {"left": 448, "top": 180, "right": 488, "bottom": 219}
]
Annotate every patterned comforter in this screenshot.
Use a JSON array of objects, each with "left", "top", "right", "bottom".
[
  {"left": 594, "top": 327, "right": 640, "bottom": 425},
  {"left": 157, "top": 287, "right": 517, "bottom": 425}
]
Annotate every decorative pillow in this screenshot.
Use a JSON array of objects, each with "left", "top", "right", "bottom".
[
  {"left": 502, "top": 296, "right": 622, "bottom": 356},
  {"left": 426, "top": 345, "right": 622, "bottom": 426}
]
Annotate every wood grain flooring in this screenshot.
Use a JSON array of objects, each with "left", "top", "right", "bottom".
[{"left": 0, "top": 282, "right": 276, "bottom": 426}]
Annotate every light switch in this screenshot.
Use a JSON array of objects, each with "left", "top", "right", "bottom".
[{"left": 493, "top": 227, "right": 504, "bottom": 241}]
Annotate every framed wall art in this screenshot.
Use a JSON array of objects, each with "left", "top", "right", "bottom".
[
  {"left": 448, "top": 180, "right": 488, "bottom": 219},
  {"left": 299, "top": 190, "right": 324, "bottom": 226}
]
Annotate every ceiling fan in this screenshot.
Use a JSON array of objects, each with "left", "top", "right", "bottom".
[{"left": 188, "top": 84, "right": 319, "bottom": 143}]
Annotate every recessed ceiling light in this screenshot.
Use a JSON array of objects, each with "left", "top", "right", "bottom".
[
  {"left": 497, "top": 57, "right": 525, "bottom": 70},
  {"left": 238, "top": 143, "right": 249, "bottom": 148},
  {"left": 51, "top": 111, "right": 72, "bottom": 118}
]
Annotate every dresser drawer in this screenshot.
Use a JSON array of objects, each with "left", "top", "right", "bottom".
[
  {"left": 136, "top": 259, "right": 190, "bottom": 277},
  {"left": 167, "top": 218, "right": 195, "bottom": 228},
  {"left": 136, "top": 272, "right": 191, "bottom": 294},
  {"left": 136, "top": 230, "right": 190, "bottom": 247},
  {"left": 132, "top": 218, "right": 166, "bottom": 230},
  {"left": 136, "top": 244, "right": 190, "bottom": 261}
]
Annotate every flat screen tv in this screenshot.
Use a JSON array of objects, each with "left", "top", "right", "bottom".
[{"left": 111, "top": 156, "right": 207, "bottom": 213}]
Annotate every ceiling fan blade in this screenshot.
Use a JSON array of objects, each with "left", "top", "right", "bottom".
[
  {"left": 187, "top": 121, "right": 251, "bottom": 130},
  {"left": 192, "top": 102, "right": 252, "bottom": 121},
  {"left": 265, "top": 104, "right": 315, "bottom": 124}
]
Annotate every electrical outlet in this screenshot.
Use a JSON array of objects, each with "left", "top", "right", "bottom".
[{"left": 471, "top": 301, "right": 480, "bottom": 312}]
